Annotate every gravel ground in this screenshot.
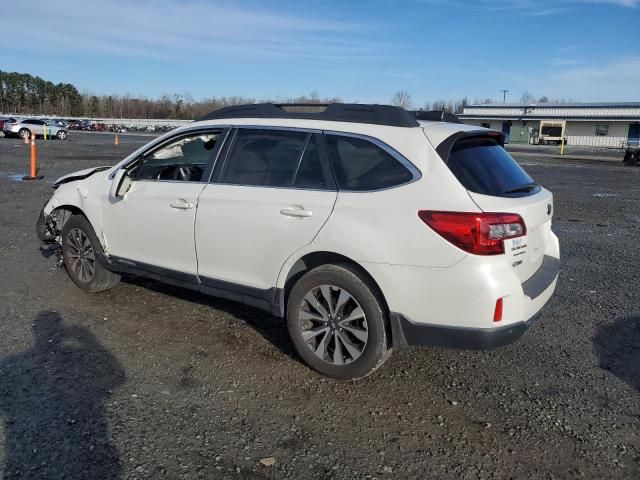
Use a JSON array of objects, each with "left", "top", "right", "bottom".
[{"left": 0, "top": 132, "right": 638, "bottom": 479}]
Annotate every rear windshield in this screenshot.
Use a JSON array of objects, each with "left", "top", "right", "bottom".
[{"left": 447, "top": 136, "right": 538, "bottom": 197}]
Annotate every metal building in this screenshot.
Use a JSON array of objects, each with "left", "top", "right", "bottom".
[{"left": 458, "top": 102, "right": 640, "bottom": 148}]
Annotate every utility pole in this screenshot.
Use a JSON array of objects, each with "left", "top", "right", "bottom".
[{"left": 500, "top": 89, "right": 510, "bottom": 103}]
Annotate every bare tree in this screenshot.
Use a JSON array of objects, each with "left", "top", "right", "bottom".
[
  {"left": 391, "top": 91, "right": 412, "bottom": 110},
  {"left": 520, "top": 91, "right": 535, "bottom": 104}
]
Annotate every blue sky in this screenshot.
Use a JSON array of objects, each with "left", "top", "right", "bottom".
[{"left": 1, "top": 0, "right": 639, "bottom": 106}]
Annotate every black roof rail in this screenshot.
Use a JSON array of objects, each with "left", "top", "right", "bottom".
[
  {"left": 196, "top": 103, "right": 420, "bottom": 128},
  {"left": 414, "top": 110, "right": 463, "bottom": 124}
]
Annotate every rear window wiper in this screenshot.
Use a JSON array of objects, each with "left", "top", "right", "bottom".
[{"left": 504, "top": 182, "right": 539, "bottom": 194}]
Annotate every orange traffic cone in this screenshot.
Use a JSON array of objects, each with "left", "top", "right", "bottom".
[
  {"left": 23, "top": 132, "right": 29, "bottom": 144},
  {"left": 22, "top": 134, "right": 43, "bottom": 180},
  {"left": 114, "top": 133, "right": 119, "bottom": 146}
]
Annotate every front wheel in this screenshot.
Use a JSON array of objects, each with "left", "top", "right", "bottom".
[
  {"left": 61, "top": 215, "right": 120, "bottom": 292},
  {"left": 56, "top": 130, "right": 68, "bottom": 140},
  {"left": 286, "top": 264, "right": 390, "bottom": 380}
]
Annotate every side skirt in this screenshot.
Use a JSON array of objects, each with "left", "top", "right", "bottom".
[{"left": 103, "top": 254, "right": 283, "bottom": 317}]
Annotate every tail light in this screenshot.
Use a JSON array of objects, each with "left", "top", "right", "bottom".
[
  {"left": 493, "top": 298, "right": 503, "bottom": 322},
  {"left": 418, "top": 210, "right": 526, "bottom": 255}
]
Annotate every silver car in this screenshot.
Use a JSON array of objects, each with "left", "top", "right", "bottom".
[{"left": 3, "top": 118, "right": 68, "bottom": 140}]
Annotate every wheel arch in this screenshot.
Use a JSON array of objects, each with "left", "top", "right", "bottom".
[
  {"left": 279, "top": 251, "right": 390, "bottom": 320},
  {"left": 50, "top": 204, "right": 89, "bottom": 233}
]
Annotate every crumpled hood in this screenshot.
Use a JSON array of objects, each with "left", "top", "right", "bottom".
[{"left": 53, "top": 166, "right": 112, "bottom": 187}]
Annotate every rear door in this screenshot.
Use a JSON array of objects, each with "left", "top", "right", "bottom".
[
  {"left": 195, "top": 127, "right": 337, "bottom": 293},
  {"left": 442, "top": 134, "right": 554, "bottom": 282},
  {"left": 25, "top": 120, "right": 44, "bottom": 135}
]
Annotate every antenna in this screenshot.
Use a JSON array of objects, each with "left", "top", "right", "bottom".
[{"left": 500, "top": 89, "right": 510, "bottom": 103}]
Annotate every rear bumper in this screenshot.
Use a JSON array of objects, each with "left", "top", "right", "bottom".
[
  {"left": 390, "top": 293, "right": 552, "bottom": 350},
  {"left": 388, "top": 251, "right": 560, "bottom": 350}
]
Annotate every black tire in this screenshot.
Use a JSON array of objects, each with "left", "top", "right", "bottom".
[
  {"left": 61, "top": 215, "right": 120, "bottom": 292},
  {"left": 286, "top": 264, "right": 390, "bottom": 380},
  {"left": 56, "top": 130, "right": 68, "bottom": 140},
  {"left": 19, "top": 128, "right": 31, "bottom": 139}
]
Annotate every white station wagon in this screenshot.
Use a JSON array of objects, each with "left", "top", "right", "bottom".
[{"left": 38, "top": 104, "right": 560, "bottom": 379}]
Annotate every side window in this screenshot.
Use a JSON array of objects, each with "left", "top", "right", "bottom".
[
  {"left": 131, "top": 131, "right": 221, "bottom": 182},
  {"left": 219, "top": 129, "right": 307, "bottom": 187},
  {"left": 293, "top": 135, "right": 328, "bottom": 190},
  {"left": 325, "top": 135, "right": 414, "bottom": 191}
]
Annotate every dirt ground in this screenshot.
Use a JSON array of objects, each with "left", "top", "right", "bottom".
[{"left": 0, "top": 132, "right": 638, "bottom": 479}]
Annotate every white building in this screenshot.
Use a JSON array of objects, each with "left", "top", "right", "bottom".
[{"left": 459, "top": 102, "right": 640, "bottom": 148}]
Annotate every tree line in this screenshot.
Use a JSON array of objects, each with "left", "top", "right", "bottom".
[
  {"left": 0, "top": 70, "right": 343, "bottom": 119},
  {"left": 1, "top": 69, "right": 574, "bottom": 120},
  {"left": 0, "top": 70, "right": 84, "bottom": 116},
  {"left": 391, "top": 90, "right": 575, "bottom": 113}
]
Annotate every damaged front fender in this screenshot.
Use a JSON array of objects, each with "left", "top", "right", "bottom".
[
  {"left": 36, "top": 208, "right": 57, "bottom": 242},
  {"left": 53, "top": 166, "right": 112, "bottom": 188}
]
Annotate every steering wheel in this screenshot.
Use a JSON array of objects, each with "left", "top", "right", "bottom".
[{"left": 173, "top": 164, "right": 192, "bottom": 182}]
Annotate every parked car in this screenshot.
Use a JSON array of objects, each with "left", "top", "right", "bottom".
[
  {"left": 37, "top": 104, "right": 560, "bottom": 379},
  {"left": 3, "top": 118, "right": 68, "bottom": 139},
  {"left": 0, "top": 117, "right": 18, "bottom": 137}
]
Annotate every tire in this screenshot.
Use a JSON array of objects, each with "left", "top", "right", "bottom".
[
  {"left": 19, "top": 128, "right": 31, "bottom": 139},
  {"left": 56, "top": 130, "right": 68, "bottom": 140},
  {"left": 61, "top": 215, "right": 120, "bottom": 292},
  {"left": 286, "top": 264, "right": 390, "bottom": 380}
]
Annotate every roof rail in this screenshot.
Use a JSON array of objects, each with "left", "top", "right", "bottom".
[
  {"left": 196, "top": 103, "right": 420, "bottom": 128},
  {"left": 414, "top": 110, "right": 463, "bottom": 124}
]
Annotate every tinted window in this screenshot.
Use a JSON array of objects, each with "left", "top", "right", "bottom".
[
  {"left": 447, "top": 137, "right": 537, "bottom": 197},
  {"left": 220, "top": 129, "right": 308, "bottom": 187},
  {"left": 325, "top": 135, "right": 413, "bottom": 191},
  {"left": 293, "top": 136, "right": 327, "bottom": 189}
]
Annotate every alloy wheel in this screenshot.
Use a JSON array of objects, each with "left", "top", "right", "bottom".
[
  {"left": 299, "top": 285, "right": 368, "bottom": 365},
  {"left": 66, "top": 228, "right": 96, "bottom": 283}
]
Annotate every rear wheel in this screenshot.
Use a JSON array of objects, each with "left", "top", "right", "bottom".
[
  {"left": 61, "top": 215, "right": 120, "bottom": 292},
  {"left": 56, "top": 130, "right": 68, "bottom": 140},
  {"left": 287, "top": 264, "right": 390, "bottom": 380},
  {"left": 19, "top": 128, "right": 31, "bottom": 139}
]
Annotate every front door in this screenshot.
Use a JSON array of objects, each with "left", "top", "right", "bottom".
[
  {"left": 195, "top": 128, "right": 337, "bottom": 294},
  {"left": 101, "top": 129, "right": 225, "bottom": 280},
  {"left": 628, "top": 124, "right": 640, "bottom": 146}
]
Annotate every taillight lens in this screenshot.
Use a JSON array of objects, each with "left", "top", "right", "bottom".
[{"left": 418, "top": 210, "right": 526, "bottom": 255}]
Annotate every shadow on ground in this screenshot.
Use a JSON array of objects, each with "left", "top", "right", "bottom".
[
  {"left": 122, "top": 275, "right": 298, "bottom": 361},
  {"left": 593, "top": 315, "right": 640, "bottom": 392},
  {"left": 0, "top": 311, "right": 125, "bottom": 479}
]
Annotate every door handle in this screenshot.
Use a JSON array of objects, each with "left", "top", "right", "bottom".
[
  {"left": 170, "top": 199, "right": 194, "bottom": 210},
  {"left": 280, "top": 207, "right": 313, "bottom": 218}
]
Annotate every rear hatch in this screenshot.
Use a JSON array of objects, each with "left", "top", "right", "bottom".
[{"left": 442, "top": 133, "right": 553, "bottom": 282}]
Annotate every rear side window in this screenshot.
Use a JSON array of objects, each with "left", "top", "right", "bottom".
[
  {"left": 293, "top": 135, "right": 328, "bottom": 190},
  {"left": 220, "top": 129, "right": 307, "bottom": 187},
  {"left": 447, "top": 136, "right": 537, "bottom": 197},
  {"left": 325, "top": 135, "right": 413, "bottom": 191},
  {"left": 218, "top": 129, "right": 334, "bottom": 189}
]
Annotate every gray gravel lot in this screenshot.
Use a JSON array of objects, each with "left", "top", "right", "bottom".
[{"left": 0, "top": 132, "right": 638, "bottom": 479}]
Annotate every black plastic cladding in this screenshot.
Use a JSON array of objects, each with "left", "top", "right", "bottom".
[{"left": 197, "top": 103, "right": 421, "bottom": 128}]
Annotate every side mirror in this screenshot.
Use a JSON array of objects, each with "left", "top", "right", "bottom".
[{"left": 110, "top": 169, "right": 132, "bottom": 199}]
